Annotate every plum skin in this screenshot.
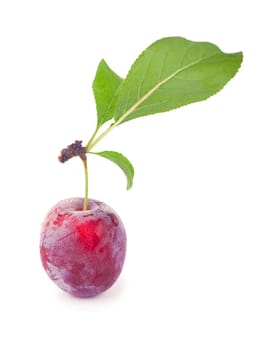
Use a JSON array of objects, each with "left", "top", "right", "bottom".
[{"left": 40, "top": 198, "right": 126, "bottom": 298}]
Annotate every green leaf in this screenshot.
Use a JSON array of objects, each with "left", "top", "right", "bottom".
[
  {"left": 105, "top": 37, "right": 242, "bottom": 124},
  {"left": 92, "top": 59, "right": 123, "bottom": 127},
  {"left": 90, "top": 151, "right": 134, "bottom": 190}
]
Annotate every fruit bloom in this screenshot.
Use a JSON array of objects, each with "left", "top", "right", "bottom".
[{"left": 40, "top": 198, "right": 126, "bottom": 297}]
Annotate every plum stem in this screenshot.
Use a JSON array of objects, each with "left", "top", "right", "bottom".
[
  {"left": 58, "top": 141, "right": 89, "bottom": 210},
  {"left": 82, "top": 158, "right": 89, "bottom": 210}
]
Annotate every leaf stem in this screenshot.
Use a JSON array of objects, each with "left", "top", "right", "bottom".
[
  {"left": 86, "top": 81, "right": 157, "bottom": 151},
  {"left": 86, "top": 125, "right": 100, "bottom": 150},
  {"left": 86, "top": 123, "right": 116, "bottom": 152},
  {"left": 82, "top": 157, "right": 89, "bottom": 210}
]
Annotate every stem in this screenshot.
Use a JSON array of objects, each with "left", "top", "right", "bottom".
[
  {"left": 82, "top": 157, "right": 89, "bottom": 210},
  {"left": 86, "top": 125, "right": 100, "bottom": 150},
  {"left": 86, "top": 123, "right": 116, "bottom": 152},
  {"left": 86, "top": 100, "right": 138, "bottom": 152}
]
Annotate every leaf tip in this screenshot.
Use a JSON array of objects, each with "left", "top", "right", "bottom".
[{"left": 126, "top": 179, "right": 133, "bottom": 191}]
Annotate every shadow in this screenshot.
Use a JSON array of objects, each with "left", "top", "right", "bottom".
[{"left": 56, "top": 277, "right": 126, "bottom": 304}]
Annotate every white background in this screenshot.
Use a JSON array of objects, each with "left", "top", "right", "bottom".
[{"left": 0, "top": 1, "right": 255, "bottom": 349}]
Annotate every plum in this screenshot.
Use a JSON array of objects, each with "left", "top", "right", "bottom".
[{"left": 40, "top": 198, "right": 126, "bottom": 298}]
